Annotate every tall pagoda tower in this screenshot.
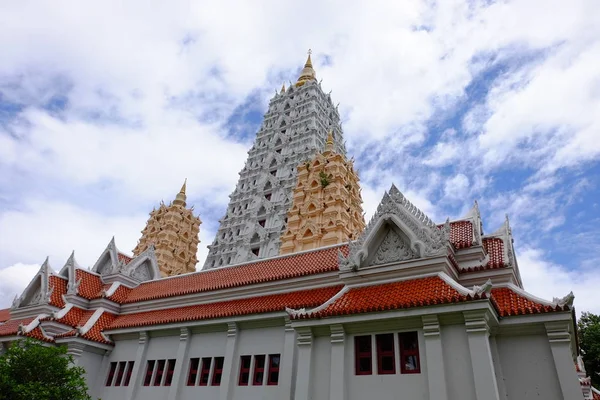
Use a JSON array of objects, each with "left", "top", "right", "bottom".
[{"left": 203, "top": 51, "right": 347, "bottom": 269}]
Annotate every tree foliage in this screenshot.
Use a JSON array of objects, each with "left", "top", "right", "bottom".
[
  {"left": 578, "top": 311, "right": 600, "bottom": 389},
  {"left": 0, "top": 339, "right": 91, "bottom": 400}
]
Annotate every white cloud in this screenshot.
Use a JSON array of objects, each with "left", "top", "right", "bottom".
[
  {"left": 519, "top": 247, "right": 600, "bottom": 316},
  {"left": 0, "top": 263, "right": 40, "bottom": 309}
]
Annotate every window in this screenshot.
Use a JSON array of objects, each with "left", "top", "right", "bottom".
[
  {"left": 123, "top": 361, "right": 135, "bottom": 386},
  {"left": 114, "top": 361, "right": 127, "bottom": 386},
  {"left": 153, "top": 359, "right": 166, "bottom": 386},
  {"left": 199, "top": 357, "right": 211, "bottom": 386},
  {"left": 267, "top": 354, "right": 280, "bottom": 385},
  {"left": 239, "top": 355, "right": 251, "bottom": 385},
  {"left": 258, "top": 219, "right": 266, "bottom": 227},
  {"left": 212, "top": 357, "right": 224, "bottom": 386},
  {"left": 399, "top": 332, "right": 420, "bottom": 374},
  {"left": 105, "top": 362, "right": 117, "bottom": 386},
  {"left": 143, "top": 360, "right": 155, "bottom": 386},
  {"left": 187, "top": 358, "right": 199, "bottom": 386},
  {"left": 264, "top": 193, "right": 271, "bottom": 201},
  {"left": 270, "top": 170, "right": 277, "bottom": 176},
  {"left": 251, "top": 247, "right": 259, "bottom": 256},
  {"left": 376, "top": 334, "right": 395, "bottom": 374},
  {"left": 354, "top": 336, "right": 372, "bottom": 375},
  {"left": 253, "top": 355, "right": 266, "bottom": 385},
  {"left": 164, "top": 359, "right": 176, "bottom": 386}
]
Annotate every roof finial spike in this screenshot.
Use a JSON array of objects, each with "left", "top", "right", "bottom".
[
  {"left": 296, "top": 49, "right": 316, "bottom": 86},
  {"left": 180, "top": 178, "right": 187, "bottom": 194},
  {"left": 280, "top": 83, "right": 286, "bottom": 94},
  {"left": 326, "top": 130, "right": 334, "bottom": 151},
  {"left": 174, "top": 179, "right": 188, "bottom": 207}
]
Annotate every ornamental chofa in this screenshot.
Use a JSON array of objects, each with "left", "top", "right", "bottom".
[{"left": 338, "top": 184, "right": 450, "bottom": 271}]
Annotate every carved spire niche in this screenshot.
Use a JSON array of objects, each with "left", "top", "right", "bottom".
[
  {"left": 280, "top": 132, "right": 365, "bottom": 255},
  {"left": 132, "top": 180, "right": 201, "bottom": 277}
]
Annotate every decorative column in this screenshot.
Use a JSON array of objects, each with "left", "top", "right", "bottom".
[
  {"left": 545, "top": 321, "right": 582, "bottom": 399},
  {"left": 488, "top": 335, "right": 507, "bottom": 399},
  {"left": 293, "top": 326, "right": 313, "bottom": 400},
  {"left": 279, "top": 317, "right": 296, "bottom": 398},
  {"left": 422, "top": 315, "right": 448, "bottom": 400},
  {"left": 127, "top": 331, "right": 149, "bottom": 400},
  {"left": 219, "top": 322, "right": 239, "bottom": 400},
  {"left": 463, "top": 310, "right": 500, "bottom": 400},
  {"left": 329, "top": 324, "right": 346, "bottom": 400},
  {"left": 168, "top": 327, "right": 191, "bottom": 400}
]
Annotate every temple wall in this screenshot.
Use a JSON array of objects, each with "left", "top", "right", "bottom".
[
  {"left": 310, "top": 336, "right": 331, "bottom": 400},
  {"left": 441, "top": 324, "right": 477, "bottom": 400},
  {"left": 100, "top": 338, "right": 139, "bottom": 400},
  {"left": 496, "top": 333, "right": 562, "bottom": 400},
  {"left": 78, "top": 350, "right": 104, "bottom": 399},
  {"left": 136, "top": 335, "right": 179, "bottom": 400}
]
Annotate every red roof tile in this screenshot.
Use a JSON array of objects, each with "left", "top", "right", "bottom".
[
  {"left": 592, "top": 387, "right": 600, "bottom": 400},
  {"left": 491, "top": 287, "right": 567, "bottom": 317},
  {"left": 24, "top": 326, "right": 53, "bottom": 343},
  {"left": 52, "top": 306, "right": 95, "bottom": 328},
  {"left": 0, "top": 317, "right": 35, "bottom": 338},
  {"left": 483, "top": 237, "right": 504, "bottom": 267},
  {"left": 449, "top": 221, "right": 474, "bottom": 249},
  {"left": 303, "top": 276, "right": 480, "bottom": 319},
  {"left": 82, "top": 312, "right": 116, "bottom": 344},
  {"left": 109, "top": 286, "right": 343, "bottom": 330},
  {"left": 118, "top": 252, "right": 133, "bottom": 265},
  {"left": 106, "top": 284, "right": 131, "bottom": 303},
  {"left": 76, "top": 269, "right": 104, "bottom": 300},
  {"left": 0, "top": 308, "right": 10, "bottom": 323},
  {"left": 121, "top": 245, "right": 347, "bottom": 304},
  {"left": 49, "top": 275, "right": 67, "bottom": 307}
]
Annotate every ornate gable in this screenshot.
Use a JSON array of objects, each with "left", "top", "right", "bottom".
[
  {"left": 12, "top": 258, "right": 54, "bottom": 309},
  {"left": 92, "top": 237, "right": 121, "bottom": 276},
  {"left": 339, "top": 184, "right": 450, "bottom": 271}
]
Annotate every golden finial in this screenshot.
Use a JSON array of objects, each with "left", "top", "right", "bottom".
[
  {"left": 326, "top": 130, "right": 334, "bottom": 146},
  {"left": 280, "top": 83, "right": 286, "bottom": 93},
  {"left": 296, "top": 49, "right": 316, "bottom": 87},
  {"left": 180, "top": 178, "right": 187, "bottom": 194},
  {"left": 174, "top": 179, "right": 187, "bottom": 207}
]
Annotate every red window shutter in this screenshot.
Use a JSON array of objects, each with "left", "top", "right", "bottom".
[
  {"left": 114, "top": 361, "right": 127, "bottom": 386},
  {"left": 164, "top": 359, "right": 176, "bottom": 386},
  {"left": 212, "top": 357, "right": 224, "bottom": 386},
  {"left": 253, "top": 355, "right": 266, "bottom": 385},
  {"left": 267, "top": 354, "right": 280, "bottom": 385},
  {"left": 187, "top": 358, "right": 199, "bottom": 386},
  {"left": 376, "top": 333, "right": 396, "bottom": 374},
  {"left": 354, "top": 335, "right": 372, "bottom": 375},
  {"left": 143, "top": 360, "right": 155, "bottom": 386},
  {"left": 399, "top": 332, "right": 421, "bottom": 374},
  {"left": 199, "top": 357, "right": 212, "bottom": 386},
  {"left": 153, "top": 359, "right": 166, "bottom": 386},
  {"left": 123, "top": 361, "right": 135, "bottom": 386},
  {"left": 105, "top": 362, "right": 117, "bottom": 386},
  {"left": 239, "top": 355, "right": 251, "bottom": 385}
]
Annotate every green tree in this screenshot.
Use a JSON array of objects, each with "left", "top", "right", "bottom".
[
  {"left": 0, "top": 339, "right": 91, "bottom": 400},
  {"left": 578, "top": 312, "right": 600, "bottom": 389}
]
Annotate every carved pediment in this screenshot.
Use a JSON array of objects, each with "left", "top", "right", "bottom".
[{"left": 339, "top": 184, "right": 450, "bottom": 271}]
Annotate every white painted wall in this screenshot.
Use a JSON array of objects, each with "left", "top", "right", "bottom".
[
  {"left": 179, "top": 331, "right": 227, "bottom": 400},
  {"left": 496, "top": 334, "right": 563, "bottom": 400},
  {"left": 311, "top": 336, "right": 331, "bottom": 400},
  {"left": 231, "top": 326, "right": 285, "bottom": 400},
  {"left": 98, "top": 339, "right": 139, "bottom": 400},
  {"left": 345, "top": 332, "right": 428, "bottom": 400},
  {"left": 136, "top": 335, "right": 180, "bottom": 400},
  {"left": 441, "top": 324, "right": 476, "bottom": 400},
  {"left": 78, "top": 351, "right": 103, "bottom": 399}
]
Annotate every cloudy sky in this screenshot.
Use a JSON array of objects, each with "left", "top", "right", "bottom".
[{"left": 0, "top": 0, "right": 599, "bottom": 314}]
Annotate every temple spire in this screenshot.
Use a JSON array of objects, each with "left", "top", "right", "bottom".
[
  {"left": 173, "top": 179, "right": 187, "bottom": 207},
  {"left": 280, "top": 83, "right": 286, "bottom": 93},
  {"left": 296, "top": 49, "right": 317, "bottom": 86}
]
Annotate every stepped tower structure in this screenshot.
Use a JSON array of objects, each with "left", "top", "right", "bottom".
[
  {"left": 280, "top": 132, "right": 365, "bottom": 254},
  {"left": 133, "top": 181, "right": 201, "bottom": 277},
  {"left": 203, "top": 51, "right": 347, "bottom": 269}
]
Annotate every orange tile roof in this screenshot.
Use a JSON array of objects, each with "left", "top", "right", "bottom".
[
  {"left": 108, "top": 286, "right": 343, "bottom": 330},
  {"left": 593, "top": 388, "right": 600, "bottom": 400},
  {"left": 0, "top": 317, "right": 35, "bottom": 338},
  {"left": 76, "top": 269, "right": 104, "bottom": 300},
  {"left": 449, "top": 221, "right": 473, "bottom": 249},
  {"left": 0, "top": 308, "right": 10, "bottom": 322},
  {"left": 49, "top": 275, "right": 67, "bottom": 307},
  {"left": 491, "top": 287, "right": 567, "bottom": 316},
  {"left": 120, "top": 245, "right": 347, "bottom": 304},
  {"left": 117, "top": 252, "right": 133, "bottom": 265},
  {"left": 460, "top": 237, "right": 506, "bottom": 273},
  {"left": 82, "top": 312, "right": 116, "bottom": 344},
  {"left": 24, "top": 326, "right": 53, "bottom": 343},
  {"left": 50, "top": 306, "right": 96, "bottom": 328},
  {"left": 107, "top": 284, "right": 131, "bottom": 303},
  {"left": 301, "top": 276, "right": 480, "bottom": 319}
]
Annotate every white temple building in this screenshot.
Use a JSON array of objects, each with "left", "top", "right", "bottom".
[{"left": 0, "top": 53, "right": 594, "bottom": 400}]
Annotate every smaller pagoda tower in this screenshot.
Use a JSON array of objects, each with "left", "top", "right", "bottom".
[
  {"left": 280, "top": 132, "right": 365, "bottom": 254},
  {"left": 133, "top": 181, "right": 201, "bottom": 277}
]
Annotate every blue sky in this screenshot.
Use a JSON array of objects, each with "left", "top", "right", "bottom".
[{"left": 0, "top": 0, "right": 599, "bottom": 313}]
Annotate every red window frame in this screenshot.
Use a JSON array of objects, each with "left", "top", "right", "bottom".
[
  {"left": 238, "top": 355, "right": 251, "bottom": 386},
  {"left": 354, "top": 335, "right": 372, "bottom": 375},
  {"left": 164, "top": 359, "right": 176, "bottom": 386},
  {"left": 153, "top": 359, "right": 165, "bottom": 386},
  {"left": 105, "top": 362, "right": 117, "bottom": 386},
  {"left": 253, "top": 355, "right": 266, "bottom": 386},
  {"left": 376, "top": 333, "right": 396, "bottom": 375},
  {"left": 143, "top": 360, "right": 155, "bottom": 386},
  {"left": 399, "top": 331, "right": 420, "bottom": 374},
  {"left": 114, "top": 361, "right": 127, "bottom": 386},
  {"left": 267, "top": 354, "right": 280, "bottom": 386},
  {"left": 199, "top": 357, "right": 212, "bottom": 386},
  {"left": 123, "top": 361, "right": 135, "bottom": 386},
  {"left": 187, "top": 358, "right": 199, "bottom": 386},
  {"left": 211, "top": 357, "right": 224, "bottom": 386}
]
